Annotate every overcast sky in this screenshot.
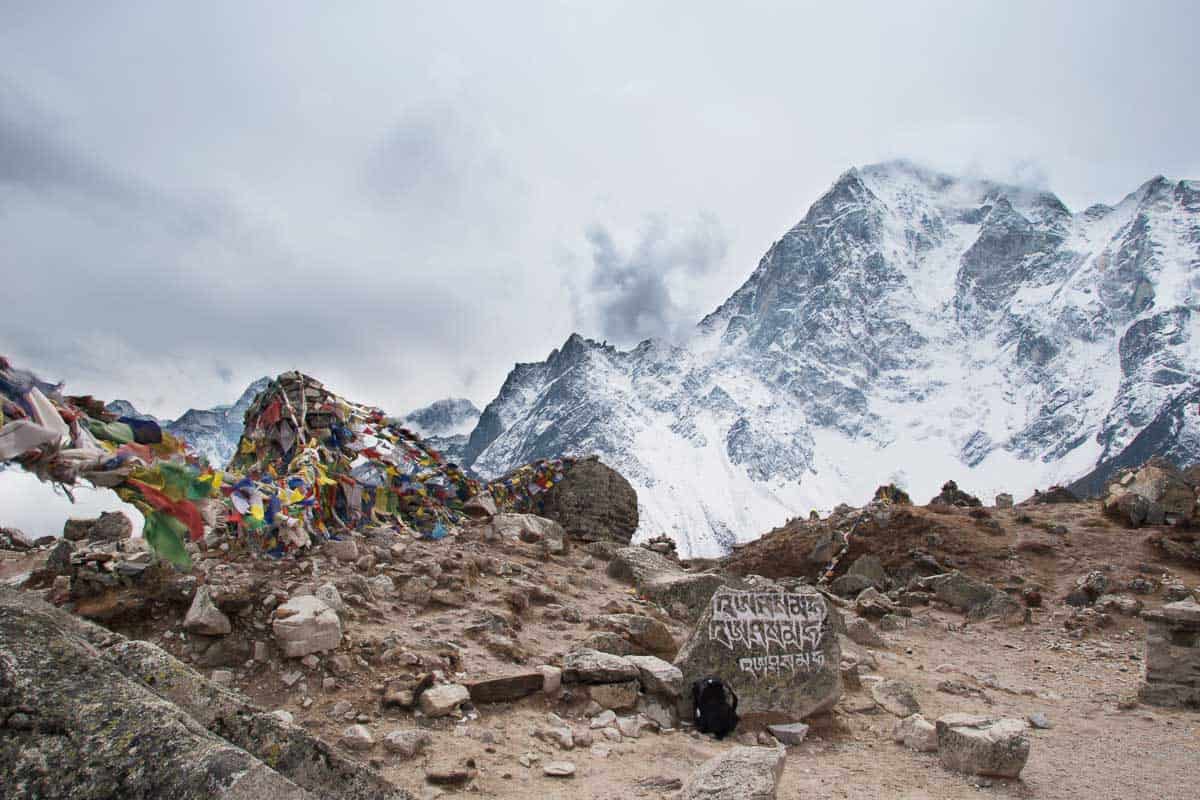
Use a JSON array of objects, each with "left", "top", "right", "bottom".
[{"left": 2, "top": 1, "right": 1198, "bottom": 422}]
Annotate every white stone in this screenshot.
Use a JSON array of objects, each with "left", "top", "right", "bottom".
[
  {"left": 273, "top": 595, "right": 342, "bottom": 658},
  {"left": 625, "top": 655, "right": 684, "bottom": 698},
  {"left": 892, "top": 713, "right": 937, "bottom": 752},
  {"left": 767, "top": 722, "right": 809, "bottom": 745},
  {"left": 383, "top": 729, "right": 432, "bottom": 758},
  {"left": 543, "top": 761, "right": 576, "bottom": 778},
  {"left": 418, "top": 683, "right": 470, "bottom": 718},
  {"left": 267, "top": 709, "right": 295, "bottom": 725},
  {"left": 338, "top": 724, "right": 375, "bottom": 751},
  {"left": 539, "top": 665, "right": 562, "bottom": 695}
]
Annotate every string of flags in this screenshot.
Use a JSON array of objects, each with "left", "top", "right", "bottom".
[{"left": 0, "top": 359, "right": 482, "bottom": 569}]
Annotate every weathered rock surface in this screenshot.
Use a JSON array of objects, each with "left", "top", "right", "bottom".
[
  {"left": 595, "top": 613, "right": 677, "bottom": 659},
  {"left": 273, "top": 595, "right": 342, "bottom": 658},
  {"left": 536, "top": 456, "right": 639, "bottom": 545},
  {"left": 674, "top": 586, "right": 841, "bottom": 720},
  {"left": 920, "top": 571, "right": 1021, "bottom": 620},
  {"left": 562, "top": 649, "right": 639, "bottom": 684},
  {"left": 418, "top": 683, "right": 470, "bottom": 718},
  {"left": 0, "top": 586, "right": 409, "bottom": 799},
  {"left": 871, "top": 679, "right": 920, "bottom": 717},
  {"left": 936, "top": 714, "right": 1030, "bottom": 778},
  {"left": 606, "top": 547, "right": 733, "bottom": 621},
  {"left": 893, "top": 713, "right": 938, "bottom": 752},
  {"left": 183, "top": 585, "right": 232, "bottom": 636},
  {"left": 488, "top": 513, "right": 566, "bottom": 554},
  {"left": 682, "top": 744, "right": 786, "bottom": 800},
  {"left": 626, "top": 655, "right": 684, "bottom": 698}
]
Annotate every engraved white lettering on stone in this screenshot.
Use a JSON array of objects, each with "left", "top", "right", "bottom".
[{"left": 709, "top": 591, "right": 827, "bottom": 675}]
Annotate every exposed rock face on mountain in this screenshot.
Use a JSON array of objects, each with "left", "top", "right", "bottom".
[
  {"left": 0, "top": 586, "right": 409, "bottom": 800},
  {"left": 166, "top": 377, "right": 271, "bottom": 467},
  {"left": 108, "top": 378, "right": 272, "bottom": 467},
  {"left": 403, "top": 398, "right": 481, "bottom": 466},
  {"left": 463, "top": 161, "right": 1199, "bottom": 557}
]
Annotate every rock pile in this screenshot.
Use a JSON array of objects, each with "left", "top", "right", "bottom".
[{"left": 1102, "top": 457, "right": 1197, "bottom": 527}]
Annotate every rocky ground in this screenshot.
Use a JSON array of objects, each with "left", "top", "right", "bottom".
[{"left": 3, "top": 492, "right": 1200, "bottom": 799}]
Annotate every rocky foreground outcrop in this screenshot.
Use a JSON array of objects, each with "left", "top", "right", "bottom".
[{"left": 0, "top": 586, "right": 409, "bottom": 800}]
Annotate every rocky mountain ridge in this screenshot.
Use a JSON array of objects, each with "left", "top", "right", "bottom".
[{"left": 461, "top": 160, "right": 1200, "bottom": 557}]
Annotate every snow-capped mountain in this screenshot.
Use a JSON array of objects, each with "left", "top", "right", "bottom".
[
  {"left": 402, "top": 398, "right": 481, "bottom": 466},
  {"left": 109, "top": 378, "right": 271, "bottom": 467},
  {"left": 463, "top": 160, "right": 1200, "bottom": 557}
]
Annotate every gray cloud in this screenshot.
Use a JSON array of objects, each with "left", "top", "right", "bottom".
[
  {"left": 0, "top": 0, "right": 1197, "bottom": 424},
  {"left": 578, "top": 215, "right": 728, "bottom": 345}
]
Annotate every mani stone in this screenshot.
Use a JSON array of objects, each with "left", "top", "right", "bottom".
[
  {"left": 936, "top": 714, "right": 1030, "bottom": 778},
  {"left": 682, "top": 744, "right": 786, "bottom": 800},
  {"left": 673, "top": 586, "right": 841, "bottom": 720},
  {"left": 272, "top": 595, "right": 342, "bottom": 658}
]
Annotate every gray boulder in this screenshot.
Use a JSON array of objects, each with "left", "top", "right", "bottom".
[
  {"left": 682, "top": 744, "right": 786, "bottom": 800},
  {"left": 674, "top": 586, "right": 841, "bottom": 720},
  {"left": 0, "top": 586, "right": 410, "bottom": 799},
  {"left": 920, "top": 571, "right": 1021, "bottom": 620},
  {"left": 846, "top": 555, "right": 889, "bottom": 590},
  {"left": 536, "top": 456, "right": 639, "bottom": 545}
]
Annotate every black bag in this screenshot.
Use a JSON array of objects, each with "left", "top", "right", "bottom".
[{"left": 692, "top": 676, "right": 739, "bottom": 739}]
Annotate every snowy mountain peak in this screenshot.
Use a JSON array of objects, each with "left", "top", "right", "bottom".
[{"left": 464, "top": 162, "right": 1199, "bottom": 557}]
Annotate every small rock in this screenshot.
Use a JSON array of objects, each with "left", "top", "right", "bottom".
[
  {"left": 183, "top": 587, "right": 232, "bottom": 636},
  {"left": 543, "top": 761, "right": 576, "bottom": 778},
  {"left": 539, "top": 665, "right": 562, "bottom": 695},
  {"left": 892, "top": 713, "right": 938, "bottom": 752},
  {"left": 871, "top": 679, "right": 920, "bottom": 717},
  {"left": 846, "top": 617, "right": 885, "bottom": 649},
  {"left": 384, "top": 729, "right": 433, "bottom": 759},
  {"left": 1026, "top": 712, "right": 1052, "bottom": 729},
  {"left": 210, "top": 669, "right": 233, "bottom": 687},
  {"left": 267, "top": 709, "right": 294, "bottom": 725},
  {"left": 339, "top": 724, "right": 375, "bottom": 751},
  {"left": 767, "top": 722, "right": 809, "bottom": 745},
  {"left": 590, "top": 709, "right": 617, "bottom": 729},
  {"left": 419, "top": 683, "right": 470, "bottom": 718}
]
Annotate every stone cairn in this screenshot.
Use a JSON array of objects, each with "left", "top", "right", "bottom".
[{"left": 1141, "top": 598, "right": 1200, "bottom": 708}]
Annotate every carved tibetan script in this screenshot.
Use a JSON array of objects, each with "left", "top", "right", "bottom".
[{"left": 709, "top": 591, "right": 828, "bottom": 676}]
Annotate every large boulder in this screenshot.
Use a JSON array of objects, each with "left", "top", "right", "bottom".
[
  {"left": 682, "top": 744, "right": 786, "bottom": 800},
  {"left": 0, "top": 586, "right": 410, "bottom": 800},
  {"left": 928, "top": 480, "right": 981, "bottom": 508},
  {"left": 936, "top": 714, "right": 1030, "bottom": 778},
  {"left": 536, "top": 456, "right": 639, "bottom": 545},
  {"left": 919, "top": 571, "right": 1021, "bottom": 621},
  {"left": 673, "top": 586, "right": 841, "bottom": 720},
  {"left": 561, "top": 649, "right": 639, "bottom": 684}
]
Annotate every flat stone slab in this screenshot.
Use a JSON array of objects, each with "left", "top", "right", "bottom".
[
  {"left": 767, "top": 723, "right": 809, "bottom": 745},
  {"left": 465, "top": 673, "right": 544, "bottom": 704},
  {"left": 562, "top": 648, "right": 638, "bottom": 684},
  {"left": 682, "top": 745, "right": 786, "bottom": 800}
]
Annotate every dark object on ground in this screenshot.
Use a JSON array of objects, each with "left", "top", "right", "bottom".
[
  {"left": 692, "top": 676, "right": 739, "bottom": 739},
  {"left": 1025, "top": 486, "right": 1081, "bottom": 505},
  {"left": 929, "top": 480, "right": 982, "bottom": 508}
]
